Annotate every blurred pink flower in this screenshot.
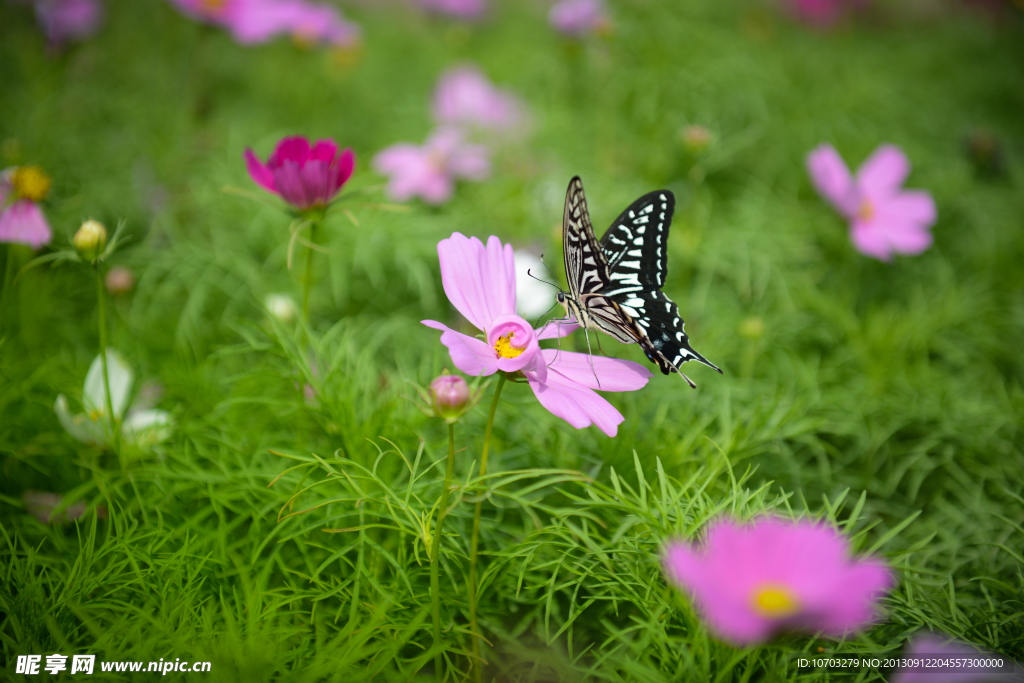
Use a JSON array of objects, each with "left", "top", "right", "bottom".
[
  {"left": 283, "top": 1, "right": 360, "bottom": 46},
  {"left": 166, "top": 0, "right": 359, "bottom": 45},
  {"left": 422, "top": 232, "right": 651, "bottom": 437},
  {"left": 549, "top": 0, "right": 610, "bottom": 36},
  {"left": 415, "top": 0, "right": 486, "bottom": 20},
  {"left": 0, "top": 166, "right": 52, "bottom": 249},
  {"left": 23, "top": 491, "right": 88, "bottom": 524},
  {"left": 891, "top": 634, "right": 1020, "bottom": 683},
  {"left": 245, "top": 136, "right": 355, "bottom": 210},
  {"left": 34, "top": 0, "right": 103, "bottom": 45},
  {"left": 432, "top": 66, "right": 525, "bottom": 132},
  {"left": 806, "top": 143, "right": 937, "bottom": 261},
  {"left": 373, "top": 128, "right": 490, "bottom": 205},
  {"left": 663, "top": 516, "right": 892, "bottom": 645},
  {"left": 105, "top": 265, "right": 135, "bottom": 295}
]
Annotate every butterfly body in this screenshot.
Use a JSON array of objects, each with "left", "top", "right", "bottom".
[{"left": 558, "top": 176, "right": 721, "bottom": 387}]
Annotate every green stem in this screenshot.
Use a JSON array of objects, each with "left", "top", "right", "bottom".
[
  {"left": 468, "top": 373, "right": 506, "bottom": 683},
  {"left": 302, "top": 221, "right": 317, "bottom": 321},
  {"left": 95, "top": 265, "right": 117, "bottom": 448},
  {"left": 430, "top": 423, "right": 457, "bottom": 682},
  {"left": 0, "top": 245, "right": 14, "bottom": 334}
]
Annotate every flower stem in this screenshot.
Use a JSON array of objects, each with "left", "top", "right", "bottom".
[
  {"left": 302, "top": 221, "right": 317, "bottom": 321},
  {"left": 95, "top": 264, "right": 117, "bottom": 449},
  {"left": 430, "top": 422, "right": 457, "bottom": 682},
  {"left": 0, "top": 245, "right": 14, "bottom": 334},
  {"left": 468, "top": 373, "right": 506, "bottom": 683}
]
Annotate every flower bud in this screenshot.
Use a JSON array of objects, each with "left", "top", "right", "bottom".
[
  {"left": 681, "top": 125, "right": 713, "bottom": 154},
  {"left": 430, "top": 374, "right": 470, "bottom": 423},
  {"left": 264, "top": 293, "right": 298, "bottom": 323},
  {"left": 73, "top": 219, "right": 107, "bottom": 262},
  {"left": 104, "top": 265, "right": 135, "bottom": 295}
]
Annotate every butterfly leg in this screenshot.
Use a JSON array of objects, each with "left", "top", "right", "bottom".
[{"left": 582, "top": 326, "right": 601, "bottom": 389}]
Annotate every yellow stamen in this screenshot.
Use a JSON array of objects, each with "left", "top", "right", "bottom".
[
  {"left": 199, "top": 0, "right": 226, "bottom": 10},
  {"left": 857, "top": 199, "right": 874, "bottom": 221},
  {"left": 494, "top": 333, "right": 525, "bottom": 359},
  {"left": 11, "top": 166, "right": 51, "bottom": 202},
  {"left": 750, "top": 584, "right": 800, "bottom": 619}
]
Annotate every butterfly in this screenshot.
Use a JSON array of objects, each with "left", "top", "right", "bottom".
[{"left": 556, "top": 176, "right": 722, "bottom": 388}]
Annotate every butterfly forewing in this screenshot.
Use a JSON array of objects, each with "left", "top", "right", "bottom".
[
  {"left": 562, "top": 177, "right": 611, "bottom": 298},
  {"left": 599, "top": 190, "right": 674, "bottom": 295}
]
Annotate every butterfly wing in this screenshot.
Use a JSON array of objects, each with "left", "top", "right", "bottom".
[
  {"left": 599, "top": 189, "right": 673, "bottom": 296},
  {"left": 562, "top": 176, "right": 611, "bottom": 300}
]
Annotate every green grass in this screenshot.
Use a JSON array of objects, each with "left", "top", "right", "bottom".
[{"left": 2, "top": 0, "right": 1023, "bottom": 680}]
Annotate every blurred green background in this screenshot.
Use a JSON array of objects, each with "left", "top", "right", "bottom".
[{"left": 2, "top": 0, "right": 1023, "bottom": 680}]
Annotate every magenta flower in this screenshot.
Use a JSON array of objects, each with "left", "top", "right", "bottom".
[
  {"left": 663, "top": 516, "right": 892, "bottom": 645},
  {"left": 0, "top": 166, "right": 52, "bottom": 249},
  {"left": 891, "top": 634, "right": 1020, "bottom": 683},
  {"left": 549, "top": 0, "right": 610, "bottom": 36},
  {"left": 373, "top": 128, "right": 490, "bottom": 205},
  {"left": 167, "top": 0, "right": 358, "bottom": 46},
  {"left": 414, "top": 0, "right": 486, "bottom": 20},
  {"left": 432, "top": 66, "right": 525, "bottom": 133},
  {"left": 34, "top": 0, "right": 103, "bottom": 46},
  {"left": 806, "top": 143, "right": 937, "bottom": 261},
  {"left": 422, "top": 232, "right": 651, "bottom": 437},
  {"left": 245, "top": 136, "right": 355, "bottom": 211}
]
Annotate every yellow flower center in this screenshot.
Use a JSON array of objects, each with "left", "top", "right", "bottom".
[
  {"left": 200, "top": 0, "right": 226, "bottom": 11},
  {"left": 11, "top": 166, "right": 51, "bottom": 202},
  {"left": 750, "top": 584, "right": 800, "bottom": 619},
  {"left": 857, "top": 199, "right": 874, "bottom": 221},
  {"left": 494, "top": 332, "right": 525, "bottom": 359}
]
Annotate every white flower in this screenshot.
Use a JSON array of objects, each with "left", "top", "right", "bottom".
[
  {"left": 264, "top": 293, "right": 298, "bottom": 323},
  {"left": 514, "top": 250, "right": 555, "bottom": 319},
  {"left": 54, "top": 350, "right": 172, "bottom": 449}
]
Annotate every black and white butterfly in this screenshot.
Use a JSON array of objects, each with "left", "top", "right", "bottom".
[{"left": 556, "top": 176, "right": 721, "bottom": 388}]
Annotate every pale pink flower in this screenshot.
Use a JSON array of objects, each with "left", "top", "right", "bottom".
[
  {"left": 415, "top": 0, "right": 486, "bottom": 20},
  {"left": 422, "top": 232, "right": 651, "bottom": 437},
  {"left": 432, "top": 66, "right": 525, "bottom": 133},
  {"left": 663, "top": 516, "right": 893, "bottom": 645},
  {"left": 891, "top": 634, "right": 1021, "bottom": 683},
  {"left": 34, "top": 0, "right": 103, "bottom": 46},
  {"left": 806, "top": 143, "right": 937, "bottom": 261},
  {"left": 0, "top": 166, "right": 52, "bottom": 249},
  {"left": 373, "top": 128, "right": 490, "bottom": 205},
  {"left": 23, "top": 491, "right": 88, "bottom": 524},
  {"left": 245, "top": 136, "right": 355, "bottom": 210},
  {"left": 166, "top": 0, "right": 358, "bottom": 46},
  {"left": 549, "top": 0, "right": 610, "bottom": 36}
]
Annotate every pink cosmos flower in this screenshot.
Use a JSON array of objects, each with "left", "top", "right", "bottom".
[
  {"left": 166, "top": 0, "right": 358, "bottom": 46},
  {"left": 891, "top": 634, "right": 1020, "bottom": 683},
  {"left": 373, "top": 128, "right": 490, "bottom": 205},
  {"left": 432, "top": 66, "right": 525, "bottom": 133},
  {"left": 549, "top": 0, "right": 610, "bottom": 36},
  {"left": 806, "top": 143, "right": 937, "bottom": 261},
  {"left": 414, "top": 0, "right": 486, "bottom": 20},
  {"left": 34, "top": 0, "right": 103, "bottom": 46},
  {"left": 0, "top": 166, "right": 53, "bottom": 249},
  {"left": 422, "top": 232, "right": 652, "bottom": 437},
  {"left": 245, "top": 136, "right": 355, "bottom": 211},
  {"left": 663, "top": 516, "right": 893, "bottom": 646},
  {"left": 23, "top": 491, "right": 88, "bottom": 524}
]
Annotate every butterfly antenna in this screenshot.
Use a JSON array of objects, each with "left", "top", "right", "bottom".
[
  {"left": 526, "top": 269, "right": 560, "bottom": 290},
  {"left": 539, "top": 253, "right": 561, "bottom": 285}
]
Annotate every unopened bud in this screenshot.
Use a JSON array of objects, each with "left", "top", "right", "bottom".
[
  {"left": 105, "top": 266, "right": 135, "bottom": 295},
  {"left": 430, "top": 374, "right": 470, "bottom": 423},
  {"left": 73, "top": 219, "right": 107, "bottom": 262}
]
